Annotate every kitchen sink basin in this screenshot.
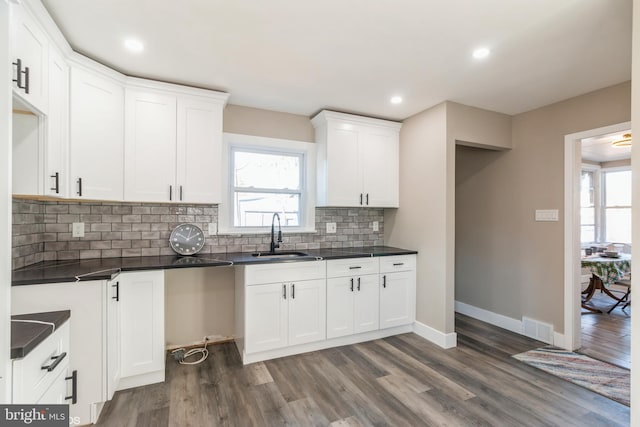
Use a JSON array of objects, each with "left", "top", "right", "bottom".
[{"left": 251, "top": 251, "right": 311, "bottom": 259}]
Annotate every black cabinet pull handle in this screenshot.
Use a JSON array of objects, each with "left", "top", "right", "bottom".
[
  {"left": 349, "top": 266, "right": 362, "bottom": 270},
  {"left": 41, "top": 352, "right": 67, "bottom": 372},
  {"left": 292, "top": 283, "right": 295, "bottom": 299},
  {"left": 65, "top": 370, "right": 78, "bottom": 404},
  {"left": 179, "top": 185, "right": 183, "bottom": 201},
  {"left": 51, "top": 172, "right": 59, "bottom": 194},
  {"left": 350, "top": 278, "right": 354, "bottom": 292},
  {"left": 357, "top": 277, "right": 361, "bottom": 291},
  {"left": 393, "top": 263, "right": 404, "bottom": 266},
  {"left": 12, "top": 59, "right": 23, "bottom": 89},
  {"left": 366, "top": 194, "right": 369, "bottom": 205},
  {"left": 382, "top": 275, "right": 386, "bottom": 288},
  {"left": 283, "top": 284, "right": 286, "bottom": 299},
  {"left": 169, "top": 185, "right": 173, "bottom": 201},
  {"left": 112, "top": 281, "right": 119, "bottom": 302},
  {"left": 360, "top": 193, "right": 363, "bottom": 205},
  {"left": 77, "top": 178, "right": 83, "bottom": 197},
  {"left": 24, "top": 65, "right": 30, "bottom": 94}
]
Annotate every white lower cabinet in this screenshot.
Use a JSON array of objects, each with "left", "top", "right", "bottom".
[
  {"left": 12, "top": 322, "right": 70, "bottom": 404},
  {"left": 380, "top": 256, "right": 417, "bottom": 328},
  {"left": 327, "top": 274, "right": 379, "bottom": 339},
  {"left": 11, "top": 271, "right": 166, "bottom": 424},
  {"left": 118, "top": 271, "right": 165, "bottom": 390},
  {"left": 245, "top": 279, "right": 326, "bottom": 353},
  {"left": 238, "top": 261, "right": 327, "bottom": 357}
]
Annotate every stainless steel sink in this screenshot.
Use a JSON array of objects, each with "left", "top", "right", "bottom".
[{"left": 251, "top": 251, "right": 310, "bottom": 259}]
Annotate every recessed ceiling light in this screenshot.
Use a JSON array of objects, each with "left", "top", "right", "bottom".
[
  {"left": 390, "top": 96, "right": 403, "bottom": 104},
  {"left": 124, "top": 39, "right": 144, "bottom": 53},
  {"left": 472, "top": 47, "right": 490, "bottom": 59}
]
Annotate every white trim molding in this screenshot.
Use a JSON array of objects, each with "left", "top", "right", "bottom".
[
  {"left": 412, "top": 321, "right": 457, "bottom": 349},
  {"left": 455, "top": 301, "right": 522, "bottom": 334}
]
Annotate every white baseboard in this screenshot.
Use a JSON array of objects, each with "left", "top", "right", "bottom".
[
  {"left": 455, "top": 300, "right": 559, "bottom": 346},
  {"left": 412, "top": 320, "right": 457, "bottom": 349},
  {"left": 116, "top": 370, "right": 165, "bottom": 391},
  {"left": 553, "top": 332, "right": 566, "bottom": 348},
  {"left": 455, "top": 300, "right": 522, "bottom": 335}
]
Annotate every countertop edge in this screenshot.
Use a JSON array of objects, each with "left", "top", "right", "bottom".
[{"left": 11, "top": 310, "right": 71, "bottom": 359}]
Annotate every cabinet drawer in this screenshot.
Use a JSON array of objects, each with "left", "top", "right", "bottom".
[
  {"left": 244, "top": 260, "right": 326, "bottom": 285},
  {"left": 327, "top": 257, "right": 378, "bottom": 278},
  {"left": 13, "top": 321, "right": 70, "bottom": 403},
  {"left": 379, "top": 255, "right": 415, "bottom": 273}
]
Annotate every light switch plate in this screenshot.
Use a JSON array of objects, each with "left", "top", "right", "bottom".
[
  {"left": 326, "top": 222, "right": 337, "bottom": 233},
  {"left": 208, "top": 223, "right": 217, "bottom": 236},
  {"left": 372, "top": 221, "right": 379, "bottom": 232},
  {"left": 535, "top": 209, "right": 559, "bottom": 222},
  {"left": 72, "top": 222, "right": 85, "bottom": 237}
]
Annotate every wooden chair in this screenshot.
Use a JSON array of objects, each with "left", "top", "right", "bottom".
[{"left": 607, "top": 278, "right": 631, "bottom": 313}]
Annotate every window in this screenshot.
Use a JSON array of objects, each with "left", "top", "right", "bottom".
[
  {"left": 580, "top": 169, "right": 596, "bottom": 243},
  {"left": 580, "top": 165, "right": 631, "bottom": 244},
  {"left": 603, "top": 170, "right": 632, "bottom": 243},
  {"left": 220, "top": 133, "right": 316, "bottom": 234}
]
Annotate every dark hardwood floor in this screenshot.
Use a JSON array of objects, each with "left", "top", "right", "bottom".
[
  {"left": 97, "top": 313, "right": 629, "bottom": 426},
  {"left": 580, "top": 284, "right": 631, "bottom": 369}
]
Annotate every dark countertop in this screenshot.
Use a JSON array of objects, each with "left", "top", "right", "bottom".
[
  {"left": 11, "top": 310, "right": 70, "bottom": 359},
  {"left": 12, "top": 246, "right": 417, "bottom": 286}
]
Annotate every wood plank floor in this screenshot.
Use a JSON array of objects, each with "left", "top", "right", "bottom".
[
  {"left": 97, "top": 313, "right": 630, "bottom": 426},
  {"left": 580, "top": 284, "right": 631, "bottom": 369}
]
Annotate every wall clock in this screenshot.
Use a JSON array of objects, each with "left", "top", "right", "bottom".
[{"left": 169, "top": 224, "right": 205, "bottom": 256}]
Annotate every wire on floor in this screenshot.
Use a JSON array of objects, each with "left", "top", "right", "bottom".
[{"left": 170, "top": 337, "right": 209, "bottom": 365}]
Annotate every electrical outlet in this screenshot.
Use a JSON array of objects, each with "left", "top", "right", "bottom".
[
  {"left": 208, "top": 222, "right": 217, "bottom": 236},
  {"left": 326, "top": 222, "right": 337, "bottom": 233},
  {"left": 372, "top": 221, "right": 379, "bottom": 232},
  {"left": 72, "top": 222, "right": 85, "bottom": 237}
]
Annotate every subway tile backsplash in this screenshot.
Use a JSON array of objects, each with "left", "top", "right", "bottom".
[{"left": 12, "top": 198, "right": 384, "bottom": 270}]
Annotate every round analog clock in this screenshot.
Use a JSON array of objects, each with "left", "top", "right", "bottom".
[{"left": 169, "top": 224, "right": 206, "bottom": 256}]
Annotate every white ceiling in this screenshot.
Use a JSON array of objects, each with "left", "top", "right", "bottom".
[
  {"left": 41, "top": 0, "right": 632, "bottom": 121},
  {"left": 582, "top": 131, "right": 632, "bottom": 163}
]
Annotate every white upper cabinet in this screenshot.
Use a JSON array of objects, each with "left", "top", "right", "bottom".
[
  {"left": 45, "top": 47, "right": 69, "bottom": 197},
  {"left": 69, "top": 67, "right": 124, "bottom": 201},
  {"left": 124, "top": 85, "right": 227, "bottom": 204},
  {"left": 124, "top": 89, "right": 177, "bottom": 202},
  {"left": 10, "top": 2, "right": 49, "bottom": 113},
  {"left": 312, "top": 110, "right": 401, "bottom": 208},
  {"left": 176, "top": 97, "right": 224, "bottom": 203}
]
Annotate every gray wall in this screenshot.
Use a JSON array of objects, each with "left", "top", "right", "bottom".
[
  {"left": 455, "top": 81, "right": 631, "bottom": 332},
  {"left": 223, "top": 104, "right": 315, "bottom": 142}
]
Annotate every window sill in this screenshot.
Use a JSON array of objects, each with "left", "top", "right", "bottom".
[{"left": 216, "top": 227, "right": 317, "bottom": 236}]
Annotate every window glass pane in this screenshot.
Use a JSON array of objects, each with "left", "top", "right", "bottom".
[
  {"left": 605, "top": 208, "right": 631, "bottom": 243},
  {"left": 580, "top": 171, "right": 594, "bottom": 207},
  {"left": 605, "top": 170, "right": 631, "bottom": 206},
  {"left": 233, "top": 192, "right": 300, "bottom": 227},
  {"left": 234, "top": 151, "right": 300, "bottom": 190},
  {"left": 580, "top": 207, "right": 594, "bottom": 226},
  {"left": 581, "top": 225, "right": 595, "bottom": 244}
]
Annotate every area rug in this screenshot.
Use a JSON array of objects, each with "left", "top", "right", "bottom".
[{"left": 513, "top": 346, "right": 630, "bottom": 406}]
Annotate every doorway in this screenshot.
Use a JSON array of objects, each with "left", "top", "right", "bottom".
[{"left": 563, "top": 121, "right": 632, "bottom": 353}]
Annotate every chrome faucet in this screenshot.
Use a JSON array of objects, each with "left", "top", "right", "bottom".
[{"left": 270, "top": 213, "right": 282, "bottom": 254}]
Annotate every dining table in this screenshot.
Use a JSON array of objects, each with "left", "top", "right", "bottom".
[{"left": 581, "top": 253, "right": 631, "bottom": 313}]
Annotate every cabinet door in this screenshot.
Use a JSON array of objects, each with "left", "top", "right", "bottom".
[
  {"left": 124, "top": 90, "right": 176, "bottom": 202},
  {"left": 326, "top": 277, "right": 354, "bottom": 339},
  {"left": 324, "top": 125, "right": 361, "bottom": 207},
  {"left": 176, "top": 98, "right": 223, "bottom": 203},
  {"left": 353, "top": 275, "right": 379, "bottom": 334},
  {"left": 37, "top": 369, "right": 68, "bottom": 404},
  {"left": 69, "top": 67, "right": 124, "bottom": 200},
  {"left": 10, "top": 3, "right": 48, "bottom": 112},
  {"left": 380, "top": 271, "right": 416, "bottom": 328},
  {"left": 106, "top": 279, "right": 121, "bottom": 400},
  {"left": 119, "top": 271, "right": 165, "bottom": 378},
  {"left": 361, "top": 128, "right": 399, "bottom": 207},
  {"left": 245, "top": 283, "right": 288, "bottom": 353},
  {"left": 288, "top": 279, "right": 326, "bottom": 346},
  {"left": 45, "top": 47, "right": 68, "bottom": 197}
]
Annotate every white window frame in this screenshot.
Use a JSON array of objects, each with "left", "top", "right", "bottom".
[
  {"left": 580, "top": 163, "right": 600, "bottom": 244},
  {"left": 600, "top": 165, "right": 632, "bottom": 244},
  {"left": 219, "top": 133, "right": 316, "bottom": 235}
]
